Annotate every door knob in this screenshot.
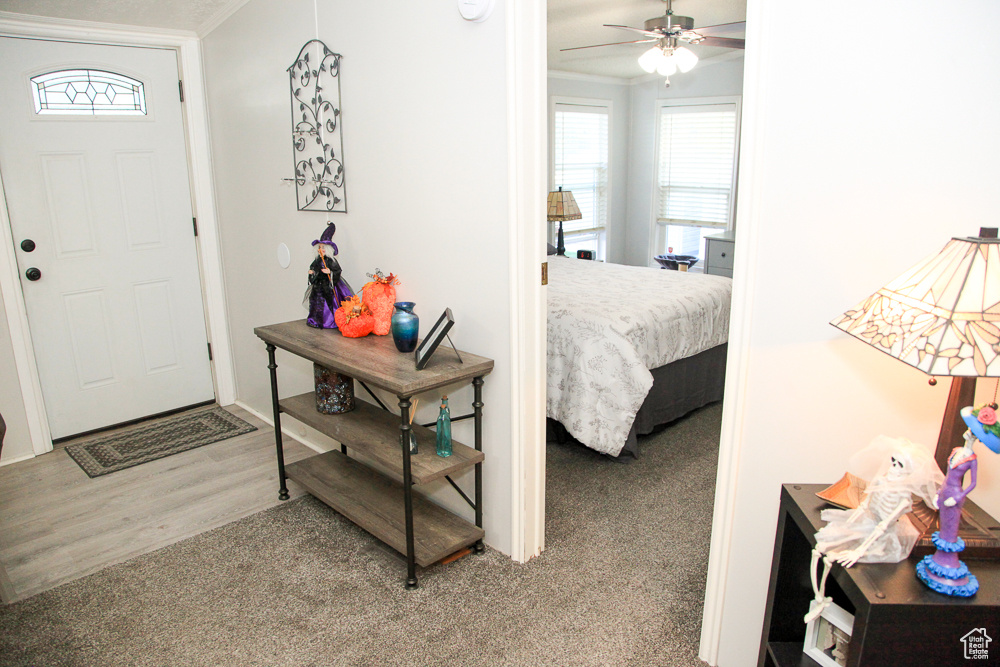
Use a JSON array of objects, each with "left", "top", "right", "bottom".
[
  {"left": 20, "top": 239, "right": 35, "bottom": 252},
  {"left": 25, "top": 267, "right": 41, "bottom": 281}
]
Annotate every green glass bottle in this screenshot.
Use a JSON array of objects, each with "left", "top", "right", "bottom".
[{"left": 436, "top": 396, "right": 452, "bottom": 457}]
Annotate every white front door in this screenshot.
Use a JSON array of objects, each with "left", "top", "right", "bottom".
[{"left": 0, "top": 37, "right": 215, "bottom": 440}]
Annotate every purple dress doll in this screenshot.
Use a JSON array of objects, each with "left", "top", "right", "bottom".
[
  {"left": 916, "top": 404, "right": 1000, "bottom": 597},
  {"left": 304, "top": 223, "right": 354, "bottom": 329}
]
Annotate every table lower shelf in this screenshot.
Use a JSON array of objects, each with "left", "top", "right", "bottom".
[{"left": 285, "top": 450, "right": 484, "bottom": 567}]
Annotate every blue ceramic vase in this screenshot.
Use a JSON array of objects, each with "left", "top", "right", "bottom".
[{"left": 391, "top": 302, "right": 419, "bottom": 353}]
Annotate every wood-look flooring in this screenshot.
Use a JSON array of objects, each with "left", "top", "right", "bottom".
[{"left": 0, "top": 405, "right": 313, "bottom": 602}]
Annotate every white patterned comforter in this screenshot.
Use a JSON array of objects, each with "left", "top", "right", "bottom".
[{"left": 547, "top": 257, "right": 732, "bottom": 456}]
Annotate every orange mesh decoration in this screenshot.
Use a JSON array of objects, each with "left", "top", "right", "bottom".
[
  {"left": 361, "top": 269, "right": 400, "bottom": 336},
  {"left": 334, "top": 295, "right": 374, "bottom": 338}
]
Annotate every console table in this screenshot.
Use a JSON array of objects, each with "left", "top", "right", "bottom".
[
  {"left": 254, "top": 319, "right": 494, "bottom": 589},
  {"left": 759, "top": 484, "right": 1000, "bottom": 667}
]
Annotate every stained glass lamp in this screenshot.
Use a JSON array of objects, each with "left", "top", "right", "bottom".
[
  {"left": 832, "top": 227, "right": 1000, "bottom": 465},
  {"left": 831, "top": 227, "right": 1000, "bottom": 594},
  {"left": 547, "top": 187, "right": 582, "bottom": 257}
]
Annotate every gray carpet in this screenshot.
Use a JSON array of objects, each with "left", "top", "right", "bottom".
[{"left": 0, "top": 403, "right": 721, "bottom": 667}]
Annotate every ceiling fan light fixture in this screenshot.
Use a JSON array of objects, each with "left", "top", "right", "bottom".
[
  {"left": 674, "top": 46, "right": 699, "bottom": 73},
  {"left": 656, "top": 55, "right": 678, "bottom": 77},
  {"left": 638, "top": 46, "right": 664, "bottom": 74}
]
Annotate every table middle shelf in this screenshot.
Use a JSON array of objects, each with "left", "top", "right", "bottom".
[{"left": 279, "top": 392, "right": 483, "bottom": 486}]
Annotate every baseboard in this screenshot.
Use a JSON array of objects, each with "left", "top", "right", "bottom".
[
  {"left": 0, "top": 452, "right": 36, "bottom": 468},
  {"left": 233, "top": 400, "right": 327, "bottom": 455}
]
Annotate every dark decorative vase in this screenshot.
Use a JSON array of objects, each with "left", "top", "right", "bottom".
[
  {"left": 314, "top": 363, "right": 355, "bottom": 414},
  {"left": 391, "top": 302, "right": 419, "bottom": 353}
]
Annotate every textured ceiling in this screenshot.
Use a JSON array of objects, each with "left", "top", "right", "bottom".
[
  {"left": 0, "top": 0, "right": 240, "bottom": 33},
  {"left": 548, "top": 0, "right": 746, "bottom": 80}
]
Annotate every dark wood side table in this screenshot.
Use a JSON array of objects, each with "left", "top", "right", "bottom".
[
  {"left": 759, "top": 484, "right": 1000, "bottom": 667},
  {"left": 254, "top": 319, "right": 494, "bottom": 589}
]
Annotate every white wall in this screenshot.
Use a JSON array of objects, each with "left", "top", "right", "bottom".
[
  {"left": 202, "top": 1, "right": 515, "bottom": 554},
  {"left": 712, "top": 1, "right": 1000, "bottom": 664},
  {"left": 625, "top": 57, "right": 745, "bottom": 267},
  {"left": 547, "top": 73, "right": 631, "bottom": 265}
]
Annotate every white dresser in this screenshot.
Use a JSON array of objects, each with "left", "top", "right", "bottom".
[{"left": 703, "top": 231, "right": 735, "bottom": 278}]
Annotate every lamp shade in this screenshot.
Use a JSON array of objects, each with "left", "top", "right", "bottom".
[
  {"left": 831, "top": 230, "right": 1000, "bottom": 377},
  {"left": 673, "top": 46, "right": 699, "bottom": 73},
  {"left": 547, "top": 188, "right": 582, "bottom": 221},
  {"left": 638, "top": 47, "right": 663, "bottom": 74}
]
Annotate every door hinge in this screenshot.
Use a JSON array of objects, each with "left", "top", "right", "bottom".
[
  {"left": 192, "top": 217, "right": 198, "bottom": 237},
  {"left": 541, "top": 261, "right": 548, "bottom": 286},
  {"left": 178, "top": 80, "right": 185, "bottom": 102},
  {"left": 207, "top": 342, "right": 213, "bottom": 361}
]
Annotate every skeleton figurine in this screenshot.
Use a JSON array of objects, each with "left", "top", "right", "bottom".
[{"left": 804, "top": 437, "right": 942, "bottom": 623}]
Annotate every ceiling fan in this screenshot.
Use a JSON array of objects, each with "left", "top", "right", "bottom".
[{"left": 562, "top": 0, "right": 745, "bottom": 82}]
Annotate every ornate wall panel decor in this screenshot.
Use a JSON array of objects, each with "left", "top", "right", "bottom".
[{"left": 287, "top": 40, "right": 346, "bottom": 212}]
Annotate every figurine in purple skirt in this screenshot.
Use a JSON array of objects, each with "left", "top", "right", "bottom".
[
  {"left": 304, "top": 222, "right": 354, "bottom": 329},
  {"left": 916, "top": 404, "right": 1000, "bottom": 597}
]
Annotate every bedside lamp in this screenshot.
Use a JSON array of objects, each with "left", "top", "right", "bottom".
[
  {"left": 831, "top": 227, "right": 1000, "bottom": 596},
  {"left": 547, "top": 187, "right": 582, "bottom": 257}
]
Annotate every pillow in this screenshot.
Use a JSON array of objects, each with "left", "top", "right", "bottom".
[{"left": 547, "top": 243, "right": 557, "bottom": 256}]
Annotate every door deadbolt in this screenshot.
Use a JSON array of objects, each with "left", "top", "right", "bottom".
[
  {"left": 25, "top": 267, "right": 41, "bottom": 281},
  {"left": 20, "top": 239, "right": 36, "bottom": 252}
]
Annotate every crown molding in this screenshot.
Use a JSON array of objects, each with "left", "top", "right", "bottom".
[
  {"left": 197, "top": 0, "right": 254, "bottom": 37},
  {"left": 547, "top": 69, "right": 631, "bottom": 86},
  {"left": 0, "top": 10, "right": 197, "bottom": 40}
]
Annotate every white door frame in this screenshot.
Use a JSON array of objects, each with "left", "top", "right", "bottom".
[
  {"left": 698, "top": 0, "right": 765, "bottom": 663},
  {"left": 506, "top": 0, "right": 548, "bottom": 563},
  {"left": 511, "top": 0, "right": 761, "bottom": 658},
  {"left": 0, "top": 13, "right": 236, "bottom": 457}
]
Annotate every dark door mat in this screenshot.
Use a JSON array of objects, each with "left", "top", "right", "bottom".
[{"left": 65, "top": 407, "right": 258, "bottom": 478}]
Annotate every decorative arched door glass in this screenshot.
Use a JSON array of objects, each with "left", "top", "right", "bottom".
[{"left": 30, "top": 69, "right": 146, "bottom": 116}]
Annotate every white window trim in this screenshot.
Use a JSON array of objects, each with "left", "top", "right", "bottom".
[
  {"left": 648, "top": 95, "right": 742, "bottom": 267},
  {"left": 549, "top": 95, "right": 612, "bottom": 260}
]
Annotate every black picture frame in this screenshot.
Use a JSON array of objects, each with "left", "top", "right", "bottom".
[{"left": 414, "top": 308, "right": 455, "bottom": 370}]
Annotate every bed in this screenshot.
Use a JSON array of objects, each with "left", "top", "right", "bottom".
[{"left": 546, "top": 256, "right": 732, "bottom": 458}]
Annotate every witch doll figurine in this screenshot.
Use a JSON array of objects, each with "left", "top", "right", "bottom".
[{"left": 304, "top": 222, "right": 354, "bottom": 329}]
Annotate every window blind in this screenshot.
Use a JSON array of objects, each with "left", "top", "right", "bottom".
[
  {"left": 553, "top": 104, "right": 608, "bottom": 236},
  {"left": 656, "top": 104, "right": 737, "bottom": 228}
]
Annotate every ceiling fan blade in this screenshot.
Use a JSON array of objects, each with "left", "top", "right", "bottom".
[
  {"left": 691, "top": 21, "right": 746, "bottom": 36},
  {"left": 696, "top": 36, "right": 746, "bottom": 49},
  {"left": 560, "top": 39, "right": 657, "bottom": 52},
  {"left": 604, "top": 24, "right": 663, "bottom": 38}
]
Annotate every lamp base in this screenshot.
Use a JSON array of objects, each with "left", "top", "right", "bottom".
[
  {"left": 909, "top": 497, "right": 1000, "bottom": 559},
  {"left": 557, "top": 220, "right": 566, "bottom": 256}
]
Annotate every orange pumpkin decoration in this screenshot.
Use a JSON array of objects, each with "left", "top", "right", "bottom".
[
  {"left": 334, "top": 295, "right": 374, "bottom": 338},
  {"left": 361, "top": 269, "right": 400, "bottom": 336}
]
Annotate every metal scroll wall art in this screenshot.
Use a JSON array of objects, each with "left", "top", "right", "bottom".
[{"left": 287, "top": 40, "right": 347, "bottom": 212}]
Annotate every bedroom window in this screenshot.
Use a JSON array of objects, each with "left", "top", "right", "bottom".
[
  {"left": 654, "top": 100, "right": 739, "bottom": 262},
  {"left": 552, "top": 100, "right": 609, "bottom": 260}
]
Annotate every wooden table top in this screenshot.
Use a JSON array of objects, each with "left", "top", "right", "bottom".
[{"left": 254, "top": 319, "right": 494, "bottom": 398}]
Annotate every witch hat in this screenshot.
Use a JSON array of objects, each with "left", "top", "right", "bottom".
[{"left": 311, "top": 222, "right": 338, "bottom": 255}]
